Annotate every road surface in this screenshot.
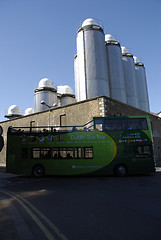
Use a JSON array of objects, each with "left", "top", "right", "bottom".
[{"left": 0, "top": 166, "right": 161, "bottom": 240}]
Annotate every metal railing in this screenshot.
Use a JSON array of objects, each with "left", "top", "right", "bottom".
[{"left": 8, "top": 120, "right": 95, "bottom": 133}]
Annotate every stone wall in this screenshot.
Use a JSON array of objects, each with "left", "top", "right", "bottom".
[
  {"left": 0, "top": 97, "right": 104, "bottom": 164},
  {"left": 0, "top": 96, "right": 161, "bottom": 166}
]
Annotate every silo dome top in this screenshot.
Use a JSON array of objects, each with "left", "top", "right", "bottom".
[
  {"left": 82, "top": 18, "right": 101, "bottom": 28},
  {"left": 38, "top": 78, "right": 53, "bottom": 89},
  {"left": 133, "top": 56, "right": 140, "bottom": 64},
  {"left": 24, "top": 108, "right": 34, "bottom": 115},
  {"left": 57, "top": 85, "right": 74, "bottom": 95},
  {"left": 8, "top": 105, "right": 21, "bottom": 115},
  {"left": 121, "top": 46, "right": 129, "bottom": 54},
  {"left": 133, "top": 56, "right": 144, "bottom": 67},
  {"left": 105, "top": 34, "right": 116, "bottom": 42}
]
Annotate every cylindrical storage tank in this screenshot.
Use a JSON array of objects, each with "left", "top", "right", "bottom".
[
  {"left": 74, "top": 54, "right": 79, "bottom": 102},
  {"left": 57, "top": 85, "right": 75, "bottom": 106},
  {"left": 5, "top": 105, "right": 22, "bottom": 119},
  {"left": 24, "top": 108, "right": 34, "bottom": 115},
  {"left": 8, "top": 105, "right": 21, "bottom": 116},
  {"left": 76, "top": 18, "right": 110, "bottom": 101},
  {"left": 134, "top": 56, "right": 150, "bottom": 112},
  {"left": 34, "top": 78, "right": 57, "bottom": 112},
  {"left": 105, "top": 34, "right": 127, "bottom": 104},
  {"left": 158, "top": 112, "right": 161, "bottom": 118},
  {"left": 57, "top": 93, "right": 62, "bottom": 107},
  {"left": 121, "top": 47, "right": 138, "bottom": 108}
]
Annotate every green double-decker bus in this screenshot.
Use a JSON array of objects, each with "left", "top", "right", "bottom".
[{"left": 6, "top": 116, "right": 155, "bottom": 177}]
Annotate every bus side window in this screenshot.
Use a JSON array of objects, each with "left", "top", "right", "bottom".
[
  {"left": 32, "top": 148, "right": 51, "bottom": 159},
  {"left": 83, "top": 147, "right": 93, "bottom": 159},
  {"left": 59, "top": 148, "right": 67, "bottom": 158},
  {"left": 32, "top": 148, "right": 40, "bottom": 159},
  {"left": 40, "top": 148, "right": 51, "bottom": 159},
  {"left": 52, "top": 147, "right": 59, "bottom": 159},
  {"left": 66, "top": 148, "right": 74, "bottom": 159},
  {"left": 52, "top": 147, "right": 74, "bottom": 159},
  {"left": 134, "top": 145, "right": 152, "bottom": 158},
  {"left": 74, "top": 147, "right": 81, "bottom": 159}
]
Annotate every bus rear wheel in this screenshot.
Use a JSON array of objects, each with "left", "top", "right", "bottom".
[
  {"left": 114, "top": 164, "right": 127, "bottom": 177},
  {"left": 32, "top": 165, "right": 45, "bottom": 177}
]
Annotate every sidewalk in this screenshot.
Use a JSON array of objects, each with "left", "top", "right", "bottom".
[
  {"left": 0, "top": 165, "right": 17, "bottom": 180},
  {"left": 0, "top": 164, "right": 35, "bottom": 240},
  {"left": 0, "top": 194, "right": 35, "bottom": 240}
]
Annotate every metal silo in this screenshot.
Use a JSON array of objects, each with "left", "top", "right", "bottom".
[
  {"left": 34, "top": 78, "right": 57, "bottom": 112},
  {"left": 74, "top": 54, "right": 79, "bottom": 102},
  {"left": 4, "top": 105, "right": 22, "bottom": 119},
  {"left": 24, "top": 108, "right": 34, "bottom": 115},
  {"left": 134, "top": 56, "right": 150, "bottom": 112},
  {"left": 121, "top": 47, "right": 138, "bottom": 108},
  {"left": 76, "top": 18, "right": 110, "bottom": 101},
  {"left": 57, "top": 85, "right": 75, "bottom": 106},
  {"left": 105, "top": 34, "right": 127, "bottom": 104}
]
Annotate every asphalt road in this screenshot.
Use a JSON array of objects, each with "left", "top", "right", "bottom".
[{"left": 0, "top": 167, "right": 161, "bottom": 240}]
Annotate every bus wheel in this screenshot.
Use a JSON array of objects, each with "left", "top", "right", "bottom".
[
  {"left": 114, "top": 164, "right": 127, "bottom": 177},
  {"left": 32, "top": 165, "right": 45, "bottom": 177}
]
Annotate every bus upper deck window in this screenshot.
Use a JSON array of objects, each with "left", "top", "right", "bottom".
[
  {"left": 127, "top": 118, "right": 148, "bottom": 130},
  {"left": 95, "top": 119, "right": 103, "bottom": 131},
  {"left": 96, "top": 124, "right": 103, "bottom": 131},
  {"left": 105, "top": 119, "right": 126, "bottom": 131}
]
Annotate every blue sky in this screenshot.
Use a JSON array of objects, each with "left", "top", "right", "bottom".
[{"left": 0, "top": 0, "right": 161, "bottom": 122}]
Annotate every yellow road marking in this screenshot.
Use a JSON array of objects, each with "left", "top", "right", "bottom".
[
  {"left": 0, "top": 189, "right": 68, "bottom": 240},
  {"left": 11, "top": 190, "right": 68, "bottom": 240}
]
